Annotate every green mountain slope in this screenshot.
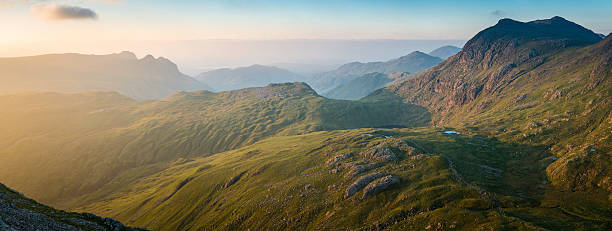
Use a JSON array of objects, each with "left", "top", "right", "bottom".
[
  {"left": 196, "top": 64, "right": 305, "bottom": 91},
  {"left": 75, "top": 128, "right": 612, "bottom": 230},
  {"left": 0, "top": 52, "right": 212, "bottom": 100},
  {"left": 307, "top": 51, "right": 442, "bottom": 94},
  {"left": 0, "top": 83, "right": 429, "bottom": 206},
  {"left": 0, "top": 183, "right": 144, "bottom": 231},
  {"left": 368, "top": 17, "right": 611, "bottom": 198}
]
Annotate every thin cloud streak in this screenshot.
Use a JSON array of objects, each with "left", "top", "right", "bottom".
[{"left": 30, "top": 3, "right": 98, "bottom": 20}]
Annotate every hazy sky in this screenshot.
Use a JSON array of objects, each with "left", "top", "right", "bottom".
[{"left": 1, "top": 0, "right": 610, "bottom": 72}]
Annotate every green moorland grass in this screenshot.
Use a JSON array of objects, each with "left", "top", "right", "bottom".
[
  {"left": 74, "top": 128, "right": 611, "bottom": 230},
  {"left": 0, "top": 82, "right": 430, "bottom": 206}
]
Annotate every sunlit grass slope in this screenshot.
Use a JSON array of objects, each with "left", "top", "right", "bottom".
[
  {"left": 77, "top": 128, "right": 611, "bottom": 230},
  {"left": 0, "top": 82, "right": 429, "bottom": 206}
]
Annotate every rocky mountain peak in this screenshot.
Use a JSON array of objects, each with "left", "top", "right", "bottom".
[{"left": 457, "top": 16, "right": 602, "bottom": 69}]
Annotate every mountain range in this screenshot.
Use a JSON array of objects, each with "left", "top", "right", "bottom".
[
  {"left": 195, "top": 64, "right": 305, "bottom": 91},
  {"left": 0, "top": 51, "right": 212, "bottom": 100},
  {"left": 325, "top": 72, "right": 412, "bottom": 100},
  {"left": 0, "top": 16, "right": 610, "bottom": 231},
  {"left": 307, "top": 51, "right": 443, "bottom": 94}
]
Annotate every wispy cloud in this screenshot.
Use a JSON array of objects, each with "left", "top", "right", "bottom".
[
  {"left": 31, "top": 3, "right": 98, "bottom": 20},
  {"left": 491, "top": 10, "right": 506, "bottom": 17}
]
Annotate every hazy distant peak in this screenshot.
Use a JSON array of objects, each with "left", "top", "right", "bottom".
[
  {"left": 113, "top": 51, "right": 137, "bottom": 60},
  {"left": 141, "top": 54, "right": 156, "bottom": 61},
  {"left": 394, "top": 51, "right": 437, "bottom": 60},
  {"left": 195, "top": 64, "right": 305, "bottom": 92},
  {"left": 407, "top": 51, "right": 428, "bottom": 56},
  {"left": 428, "top": 45, "right": 461, "bottom": 59}
]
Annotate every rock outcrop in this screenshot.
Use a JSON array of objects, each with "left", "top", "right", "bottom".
[
  {"left": 361, "top": 146, "right": 397, "bottom": 162},
  {"left": 0, "top": 183, "right": 143, "bottom": 231},
  {"left": 345, "top": 172, "right": 386, "bottom": 199},
  {"left": 362, "top": 175, "right": 400, "bottom": 200}
]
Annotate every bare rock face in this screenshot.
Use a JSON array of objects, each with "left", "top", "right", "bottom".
[
  {"left": 345, "top": 172, "right": 386, "bottom": 199},
  {"left": 361, "top": 146, "right": 397, "bottom": 162},
  {"left": 361, "top": 175, "right": 400, "bottom": 200}
]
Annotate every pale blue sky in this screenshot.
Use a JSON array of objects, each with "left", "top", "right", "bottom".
[{"left": 0, "top": 0, "right": 610, "bottom": 69}]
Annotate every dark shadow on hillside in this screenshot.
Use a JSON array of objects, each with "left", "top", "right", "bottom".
[
  {"left": 317, "top": 88, "right": 432, "bottom": 130},
  {"left": 379, "top": 128, "right": 552, "bottom": 199}
]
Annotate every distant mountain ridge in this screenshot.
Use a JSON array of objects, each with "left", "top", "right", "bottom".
[
  {"left": 325, "top": 72, "right": 411, "bottom": 100},
  {"left": 0, "top": 51, "right": 211, "bottom": 100},
  {"left": 307, "top": 51, "right": 442, "bottom": 94},
  {"left": 195, "top": 64, "right": 305, "bottom": 91},
  {"left": 428, "top": 45, "right": 462, "bottom": 59}
]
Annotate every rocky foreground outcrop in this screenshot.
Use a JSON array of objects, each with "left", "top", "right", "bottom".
[{"left": 0, "top": 183, "right": 144, "bottom": 231}]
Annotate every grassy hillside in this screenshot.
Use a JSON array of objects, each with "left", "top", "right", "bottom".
[
  {"left": 75, "top": 128, "right": 612, "bottom": 230},
  {"left": 0, "top": 83, "right": 429, "bottom": 206}
]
